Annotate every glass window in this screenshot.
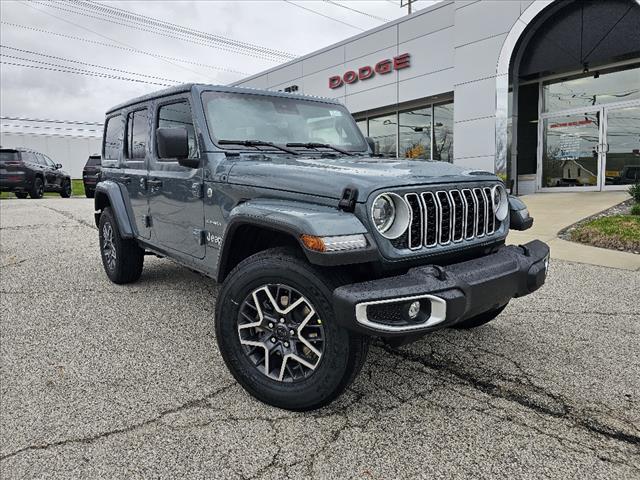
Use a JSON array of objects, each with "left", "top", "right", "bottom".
[
  {"left": 103, "top": 115, "right": 123, "bottom": 161},
  {"left": 126, "top": 109, "right": 148, "bottom": 160},
  {"left": 157, "top": 101, "right": 198, "bottom": 159},
  {"left": 87, "top": 156, "right": 101, "bottom": 166},
  {"left": 202, "top": 92, "right": 366, "bottom": 152},
  {"left": 34, "top": 153, "right": 47, "bottom": 165},
  {"left": 399, "top": 107, "right": 431, "bottom": 160},
  {"left": 433, "top": 103, "right": 454, "bottom": 162},
  {"left": 43, "top": 155, "right": 56, "bottom": 167},
  {"left": 368, "top": 113, "right": 397, "bottom": 157},
  {"left": 543, "top": 65, "right": 640, "bottom": 113}
]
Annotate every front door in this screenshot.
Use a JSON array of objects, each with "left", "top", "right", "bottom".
[
  {"left": 148, "top": 97, "right": 205, "bottom": 259},
  {"left": 538, "top": 101, "right": 640, "bottom": 191},
  {"left": 602, "top": 101, "right": 640, "bottom": 189}
]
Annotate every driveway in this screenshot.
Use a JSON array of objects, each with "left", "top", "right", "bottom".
[{"left": 1, "top": 198, "right": 639, "bottom": 479}]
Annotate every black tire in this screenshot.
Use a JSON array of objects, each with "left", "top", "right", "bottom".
[
  {"left": 215, "top": 247, "right": 369, "bottom": 411},
  {"left": 452, "top": 304, "right": 508, "bottom": 329},
  {"left": 60, "top": 179, "right": 72, "bottom": 198},
  {"left": 30, "top": 177, "right": 44, "bottom": 199},
  {"left": 85, "top": 189, "right": 95, "bottom": 199},
  {"left": 98, "top": 207, "right": 144, "bottom": 284},
  {"left": 15, "top": 192, "right": 28, "bottom": 199}
]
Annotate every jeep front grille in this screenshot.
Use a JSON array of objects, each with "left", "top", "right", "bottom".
[{"left": 401, "top": 187, "right": 500, "bottom": 250}]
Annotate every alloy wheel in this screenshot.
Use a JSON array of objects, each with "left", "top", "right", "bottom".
[
  {"left": 237, "top": 284, "right": 325, "bottom": 382},
  {"left": 102, "top": 222, "right": 117, "bottom": 271}
]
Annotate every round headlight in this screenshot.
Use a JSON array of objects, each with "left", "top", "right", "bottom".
[
  {"left": 371, "top": 193, "right": 410, "bottom": 239},
  {"left": 372, "top": 194, "right": 395, "bottom": 233},
  {"left": 492, "top": 184, "right": 508, "bottom": 221}
]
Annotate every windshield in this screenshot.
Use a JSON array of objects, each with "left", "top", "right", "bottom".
[{"left": 203, "top": 92, "right": 367, "bottom": 152}]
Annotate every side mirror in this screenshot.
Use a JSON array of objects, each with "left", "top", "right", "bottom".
[
  {"left": 365, "top": 136, "right": 375, "bottom": 153},
  {"left": 55, "top": 163, "right": 62, "bottom": 169},
  {"left": 156, "top": 127, "right": 189, "bottom": 160}
]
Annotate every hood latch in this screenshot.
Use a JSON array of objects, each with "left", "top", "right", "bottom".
[{"left": 338, "top": 186, "right": 358, "bottom": 212}]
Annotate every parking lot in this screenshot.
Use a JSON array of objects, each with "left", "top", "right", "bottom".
[{"left": 1, "top": 197, "right": 638, "bottom": 479}]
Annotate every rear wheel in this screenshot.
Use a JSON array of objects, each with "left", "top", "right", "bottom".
[
  {"left": 60, "top": 179, "right": 71, "bottom": 198},
  {"left": 98, "top": 207, "right": 144, "bottom": 284},
  {"left": 29, "top": 177, "right": 44, "bottom": 199},
  {"left": 452, "top": 304, "right": 508, "bottom": 329},
  {"left": 216, "top": 247, "right": 369, "bottom": 411},
  {"left": 15, "top": 192, "right": 28, "bottom": 199}
]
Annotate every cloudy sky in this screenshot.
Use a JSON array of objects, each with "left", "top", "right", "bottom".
[{"left": 0, "top": 0, "right": 438, "bottom": 136}]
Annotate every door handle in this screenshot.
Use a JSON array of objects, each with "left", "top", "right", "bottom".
[
  {"left": 147, "top": 179, "right": 163, "bottom": 187},
  {"left": 120, "top": 176, "right": 131, "bottom": 184}
]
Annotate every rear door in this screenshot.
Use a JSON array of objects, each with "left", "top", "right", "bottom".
[
  {"left": 148, "top": 96, "right": 205, "bottom": 258},
  {"left": 42, "top": 155, "right": 63, "bottom": 189},
  {"left": 122, "top": 108, "right": 151, "bottom": 239}
]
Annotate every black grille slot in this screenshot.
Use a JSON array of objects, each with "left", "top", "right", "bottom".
[
  {"left": 484, "top": 187, "right": 496, "bottom": 234},
  {"left": 474, "top": 188, "right": 486, "bottom": 237},
  {"left": 450, "top": 190, "right": 464, "bottom": 242},
  {"left": 422, "top": 192, "right": 438, "bottom": 247},
  {"left": 437, "top": 191, "right": 451, "bottom": 244},
  {"left": 462, "top": 189, "right": 476, "bottom": 239},
  {"left": 391, "top": 231, "right": 409, "bottom": 250},
  {"left": 405, "top": 193, "right": 423, "bottom": 250}
]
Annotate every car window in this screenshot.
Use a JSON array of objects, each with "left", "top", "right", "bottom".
[
  {"left": 104, "top": 115, "right": 123, "bottom": 161},
  {"left": 87, "top": 156, "right": 101, "bottom": 166},
  {"left": 22, "top": 152, "right": 38, "bottom": 164},
  {"left": 157, "top": 101, "right": 198, "bottom": 160},
  {"left": 126, "top": 109, "right": 148, "bottom": 161},
  {"left": 44, "top": 156, "right": 56, "bottom": 168}
]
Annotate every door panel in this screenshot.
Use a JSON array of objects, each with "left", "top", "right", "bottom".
[
  {"left": 122, "top": 109, "right": 151, "bottom": 239},
  {"left": 149, "top": 99, "right": 205, "bottom": 259},
  {"left": 603, "top": 104, "right": 640, "bottom": 187},
  {"left": 540, "top": 110, "right": 601, "bottom": 189}
]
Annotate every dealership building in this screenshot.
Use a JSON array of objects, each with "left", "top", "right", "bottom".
[{"left": 234, "top": 0, "right": 640, "bottom": 194}]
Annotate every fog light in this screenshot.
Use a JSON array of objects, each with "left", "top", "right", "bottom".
[{"left": 408, "top": 301, "right": 421, "bottom": 319}]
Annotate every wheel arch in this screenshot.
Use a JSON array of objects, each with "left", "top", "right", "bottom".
[{"left": 93, "top": 181, "right": 135, "bottom": 237}]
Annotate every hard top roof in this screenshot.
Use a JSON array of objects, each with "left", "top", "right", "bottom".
[{"left": 105, "top": 83, "right": 342, "bottom": 115}]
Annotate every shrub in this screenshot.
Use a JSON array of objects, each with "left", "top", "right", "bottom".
[
  {"left": 631, "top": 204, "right": 640, "bottom": 216},
  {"left": 629, "top": 183, "right": 640, "bottom": 204}
]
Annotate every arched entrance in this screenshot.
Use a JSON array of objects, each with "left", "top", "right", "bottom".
[{"left": 496, "top": 0, "right": 640, "bottom": 193}]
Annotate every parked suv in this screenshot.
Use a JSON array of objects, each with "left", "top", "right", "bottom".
[
  {"left": 94, "top": 84, "right": 548, "bottom": 410},
  {"left": 0, "top": 147, "right": 72, "bottom": 198},
  {"left": 82, "top": 154, "right": 102, "bottom": 198}
]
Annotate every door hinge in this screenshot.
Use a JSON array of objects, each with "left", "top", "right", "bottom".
[
  {"left": 143, "top": 215, "right": 152, "bottom": 228},
  {"left": 192, "top": 182, "right": 203, "bottom": 198},
  {"left": 193, "top": 229, "right": 207, "bottom": 245}
]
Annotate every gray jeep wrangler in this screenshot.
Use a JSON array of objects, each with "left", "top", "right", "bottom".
[{"left": 95, "top": 84, "right": 549, "bottom": 411}]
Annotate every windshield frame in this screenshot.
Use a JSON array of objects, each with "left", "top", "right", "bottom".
[{"left": 200, "top": 90, "right": 369, "bottom": 154}]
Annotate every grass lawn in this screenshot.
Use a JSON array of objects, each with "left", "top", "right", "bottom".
[
  {"left": 1, "top": 179, "right": 86, "bottom": 199},
  {"left": 570, "top": 215, "right": 640, "bottom": 252}
]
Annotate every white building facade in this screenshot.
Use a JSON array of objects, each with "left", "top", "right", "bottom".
[{"left": 234, "top": 0, "right": 640, "bottom": 194}]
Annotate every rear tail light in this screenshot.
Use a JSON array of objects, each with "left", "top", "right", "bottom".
[{"left": 4, "top": 161, "right": 23, "bottom": 166}]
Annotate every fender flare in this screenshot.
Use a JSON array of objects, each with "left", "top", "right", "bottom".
[
  {"left": 94, "top": 180, "right": 135, "bottom": 238},
  {"left": 217, "top": 199, "right": 376, "bottom": 280}
]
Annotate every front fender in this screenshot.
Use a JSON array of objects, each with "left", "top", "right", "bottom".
[
  {"left": 94, "top": 180, "right": 135, "bottom": 238},
  {"left": 220, "top": 199, "right": 377, "bottom": 273}
]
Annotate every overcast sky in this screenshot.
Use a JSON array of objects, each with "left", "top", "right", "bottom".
[{"left": 0, "top": 0, "right": 438, "bottom": 136}]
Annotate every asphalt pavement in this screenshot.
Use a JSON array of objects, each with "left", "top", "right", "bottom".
[{"left": 1, "top": 198, "right": 639, "bottom": 479}]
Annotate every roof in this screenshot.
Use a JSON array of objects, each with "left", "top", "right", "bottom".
[{"left": 105, "top": 83, "right": 342, "bottom": 115}]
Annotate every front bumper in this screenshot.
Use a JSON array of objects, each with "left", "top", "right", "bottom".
[{"left": 333, "top": 240, "right": 550, "bottom": 337}]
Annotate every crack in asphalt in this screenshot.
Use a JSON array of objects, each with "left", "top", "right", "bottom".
[
  {"left": 39, "top": 204, "right": 96, "bottom": 230},
  {"left": 0, "top": 384, "right": 235, "bottom": 462},
  {"left": 378, "top": 343, "right": 640, "bottom": 447}
]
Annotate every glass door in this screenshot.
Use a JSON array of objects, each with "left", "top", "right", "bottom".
[
  {"left": 539, "top": 108, "right": 602, "bottom": 190},
  {"left": 603, "top": 102, "right": 640, "bottom": 189}
]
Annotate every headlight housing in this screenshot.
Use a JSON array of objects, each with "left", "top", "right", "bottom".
[
  {"left": 492, "top": 184, "right": 508, "bottom": 221},
  {"left": 371, "top": 193, "right": 410, "bottom": 239}
]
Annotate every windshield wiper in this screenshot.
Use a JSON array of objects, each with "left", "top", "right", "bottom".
[
  {"left": 286, "top": 142, "right": 353, "bottom": 156},
  {"left": 218, "top": 139, "right": 298, "bottom": 155}
]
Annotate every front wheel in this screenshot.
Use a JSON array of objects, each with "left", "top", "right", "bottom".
[
  {"left": 60, "top": 179, "right": 71, "bottom": 198},
  {"left": 215, "top": 248, "right": 369, "bottom": 411},
  {"left": 98, "top": 207, "right": 144, "bottom": 284}
]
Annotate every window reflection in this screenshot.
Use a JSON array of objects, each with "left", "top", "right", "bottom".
[
  {"left": 605, "top": 105, "right": 640, "bottom": 185},
  {"left": 399, "top": 108, "right": 431, "bottom": 160},
  {"left": 543, "top": 65, "right": 640, "bottom": 112},
  {"left": 368, "top": 113, "right": 397, "bottom": 157},
  {"left": 434, "top": 103, "right": 453, "bottom": 162}
]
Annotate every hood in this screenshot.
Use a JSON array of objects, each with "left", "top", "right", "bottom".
[{"left": 226, "top": 155, "right": 498, "bottom": 201}]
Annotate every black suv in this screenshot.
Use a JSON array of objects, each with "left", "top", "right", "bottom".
[
  {"left": 82, "top": 154, "right": 102, "bottom": 198},
  {"left": 0, "top": 147, "right": 72, "bottom": 199},
  {"left": 95, "top": 84, "right": 548, "bottom": 411}
]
